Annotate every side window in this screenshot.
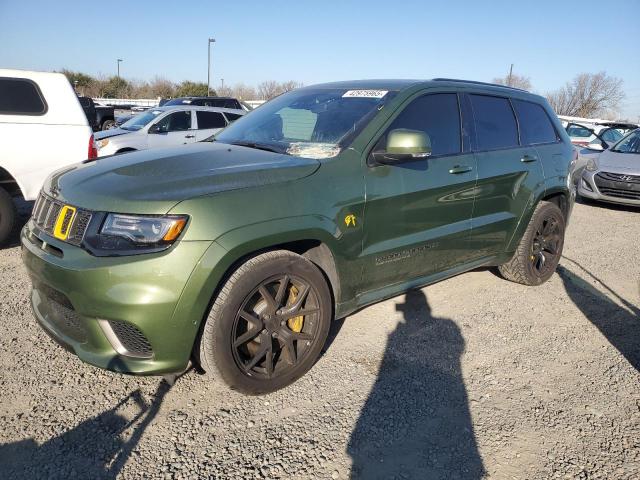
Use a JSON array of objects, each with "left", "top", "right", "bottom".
[
  {"left": 469, "top": 94, "right": 518, "bottom": 150},
  {"left": 196, "top": 111, "right": 227, "bottom": 129},
  {"left": 379, "top": 93, "right": 461, "bottom": 156},
  {"left": 155, "top": 111, "right": 191, "bottom": 132},
  {"left": 224, "top": 112, "right": 243, "bottom": 123},
  {"left": 0, "top": 77, "right": 47, "bottom": 115},
  {"left": 512, "top": 99, "right": 557, "bottom": 145},
  {"left": 225, "top": 99, "right": 241, "bottom": 109},
  {"left": 566, "top": 125, "right": 592, "bottom": 138},
  {"left": 600, "top": 128, "right": 622, "bottom": 143}
]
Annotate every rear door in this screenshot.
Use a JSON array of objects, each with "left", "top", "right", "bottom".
[
  {"left": 361, "top": 92, "right": 477, "bottom": 290},
  {"left": 466, "top": 93, "right": 544, "bottom": 259},
  {"left": 146, "top": 110, "right": 196, "bottom": 149},
  {"left": 195, "top": 110, "right": 228, "bottom": 141}
]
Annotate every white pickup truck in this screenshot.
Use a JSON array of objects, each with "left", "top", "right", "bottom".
[{"left": 0, "top": 69, "right": 95, "bottom": 245}]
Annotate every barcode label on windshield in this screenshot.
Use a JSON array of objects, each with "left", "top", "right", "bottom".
[{"left": 342, "top": 90, "right": 388, "bottom": 99}]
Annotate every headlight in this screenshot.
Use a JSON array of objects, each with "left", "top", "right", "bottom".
[
  {"left": 586, "top": 158, "right": 598, "bottom": 172},
  {"left": 85, "top": 213, "right": 188, "bottom": 255},
  {"left": 96, "top": 139, "right": 110, "bottom": 149}
]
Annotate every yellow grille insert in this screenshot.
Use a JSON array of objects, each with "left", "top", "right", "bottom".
[{"left": 53, "top": 205, "right": 77, "bottom": 241}]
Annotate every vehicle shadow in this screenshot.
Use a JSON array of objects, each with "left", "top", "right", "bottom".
[
  {"left": 347, "top": 289, "right": 485, "bottom": 479},
  {"left": 3, "top": 196, "right": 33, "bottom": 249},
  {"left": 577, "top": 195, "right": 640, "bottom": 213},
  {"left": 0, "top": 376, "right": 174, "bottom": 479},
  {"left": 558, "top": 260, "right": 640, "bottom": 372}
]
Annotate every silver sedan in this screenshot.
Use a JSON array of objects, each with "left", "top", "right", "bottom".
[{"left": 579, "top": 129, "right": 640, "bottom": 206}]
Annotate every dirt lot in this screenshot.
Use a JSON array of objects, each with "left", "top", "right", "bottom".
[{"left": 0, "top": 200, "right": 638, "bottom": 479}]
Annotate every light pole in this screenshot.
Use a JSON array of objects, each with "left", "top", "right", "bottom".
[
  {"left": 207, "top": 38, "right": 215, "bottom": 96},
  {"left": 117, "top": 58, "right": 123, "bottom": 98}
]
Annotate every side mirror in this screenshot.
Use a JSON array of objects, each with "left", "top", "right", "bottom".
[
  {"left": 148, "top": 123, "right": 167, "bottom": 134},
  {"left": 371, "top": 129, "right": 432, "bottom": 165}
]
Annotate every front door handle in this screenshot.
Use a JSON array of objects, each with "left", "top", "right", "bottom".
[
  {"left": 185, "top": 134, "right": 195, "bottom": 139},
  {"left": 521, "top": 154, "right": 538, "bottom": 163},
  {"left": 448, "top": 165, "right": 473, "bottom": 174}
]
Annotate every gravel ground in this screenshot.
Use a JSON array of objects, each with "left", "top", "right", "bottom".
[{"left": 0, "top": 199, "right": 638, "bottom": 479}]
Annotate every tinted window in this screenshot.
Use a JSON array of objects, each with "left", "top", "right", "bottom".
[
  {"left": 0, "top": 78, "right": 47, "bottom": 115},
  {"left": 224, "top": 99, "right": 241, "bottom": 109},
  {"left": 197, "top": 111, "right": 226, "bottom": 129},
  {"left": 224, "top": 112, "right": 243, "bottom": 122},
  {"left": 381, "top": 93, "right": 461, "bottom": 156},
  {"left": 600, "top": 128, "right": 622, "bottom": 143},
  {"left": 611, "top": 130, "right": 640, "bottom": 154},
  {"left": 155, "top": 111, "right": 191, "bottom": 132},
  {"left": 469, "top": 94, "right": 518, "bottom": 150},
  {"left": 512, "top": 100, "right": 557, "bottom": 145},
  {"left": 566, "top": 125, "right": 592, "bottom": 138}
]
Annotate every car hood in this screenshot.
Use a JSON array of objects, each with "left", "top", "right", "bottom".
[
  {"left": 598, "top": 149, "right": 640, "bottom": 173},
  {"left": 94, "top": 128, "right": 134, "bottom": 140},
  {"left": 46, "top": 142, "right": 321, "bottom": 214}
]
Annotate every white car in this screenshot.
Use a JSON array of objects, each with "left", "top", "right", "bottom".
[
  {"left": 0, "top": 69, "right": 94, "bottom": 245},
  {"left": 559, "top": 116, "right": 637, "bottom": 148},
  {"left": 93, "top": 106, "right": 245, "bottom": 156}
]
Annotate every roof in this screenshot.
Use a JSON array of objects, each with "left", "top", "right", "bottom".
[
  {"left": 149, "top": 105, "right": 245, "bottom": 114},
  {"left": 305, "top": 78, "right": 532, "bottom": 94}
]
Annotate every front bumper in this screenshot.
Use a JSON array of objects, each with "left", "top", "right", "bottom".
[
  {"left": 578, "top": 170, "right": 640, "bottom": 206},
  {"left": 21, "top": 220, "right": 214, "bottom": 374}
]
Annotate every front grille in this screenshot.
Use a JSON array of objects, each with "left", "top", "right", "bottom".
[
  {"left": 598, "top": 171, "right": 640, "bottom": 183},
  {"left": 35, "top": 282, "right": 88, "bottom": 343},
  {"left": 597, "top": 187, "right": 640, "bottom": 200},
  {"left": 108, "top": 320, "right": 153, "bottom": 358},
  {"left": 31, "top": 192, "right": 92, "bottom": 246}
]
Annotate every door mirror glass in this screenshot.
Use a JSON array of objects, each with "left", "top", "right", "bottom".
[{"left": 372, "top": 129, "right": 432, "bottom": 164}]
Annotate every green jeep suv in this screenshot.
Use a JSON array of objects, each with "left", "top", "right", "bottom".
[{"left": 22, "top": 79, "right": 575, "bottom": 394}]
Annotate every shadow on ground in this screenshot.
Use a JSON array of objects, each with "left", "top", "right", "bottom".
[
  {"left": 559, "top": 259, "right": 640, "bottom": 372},
  {"left": 3, "top": 196, "right": 33, "bottom": 249},
  {"left": 348, "top": 289, "right": 485, "bottom": 479},
  {"left": 0, "top": 378, "right": 173, "bottom": 480}
]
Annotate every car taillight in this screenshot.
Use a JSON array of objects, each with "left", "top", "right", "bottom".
[{"left": 88, "top": 134, "right": 97, "bottom": 160}]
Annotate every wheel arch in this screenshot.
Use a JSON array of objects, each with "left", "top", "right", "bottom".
[{"left": 0, "top": 166, "right": 25, "bottom": 197}]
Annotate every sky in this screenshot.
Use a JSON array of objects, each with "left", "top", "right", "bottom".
[{"left": 1, "top": 0, "right": 638, "bottom": 119}]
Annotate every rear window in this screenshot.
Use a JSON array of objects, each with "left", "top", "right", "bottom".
[
  {"left": 224, "top": 112, "right": 243, "bottom": 122},
  {"left": 0, "top": 77, "right": 47, "bottom": 115},
  {"left": 566, "top": 125, "right": 592, "bottom": 138},
  {"left": 469, "top": 94, "right": 518, "bottom": 150},
  {"left": 196, "top": 111, "right": 226, "bottom": 129},
  {"left": 512, "top": 100, "right": 557, "bottom": 145}
]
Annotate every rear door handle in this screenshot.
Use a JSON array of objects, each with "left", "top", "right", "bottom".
[
  {"left": 448, "top": 165, "right": 473, "bottom": 174},
  {"left": 521, "top": 154, "right": 538, "bottom": 163},
  {"left": 185, "top": 134, "right": 195, "bottom": 139}
]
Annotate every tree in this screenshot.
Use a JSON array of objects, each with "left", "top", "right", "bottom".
[
  {"left": 492, "top": 74, "right": 531, "bottom": 90},
  {"left": 257, "top": 80, "right": 303, "bottom": 100},
  {"left": 546, "top": 72, "right": 624, "bottom": 118},
  {"left": 98, "top": 76, "right": 132, "bottom": 98},
  {"left": 231, "top": 83, "right": 257, "bottom": 100},
  {"left": 175, "top": 81, "right": 212, "bottom": 97}
]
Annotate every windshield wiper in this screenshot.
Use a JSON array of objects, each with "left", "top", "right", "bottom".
[{"left": 229, "top": 141, "right": 282, "bottom": 154}]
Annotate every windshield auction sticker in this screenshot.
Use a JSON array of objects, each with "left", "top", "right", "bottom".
[{"left": 342, "top": 90, "right": 388, "bottom": 98}]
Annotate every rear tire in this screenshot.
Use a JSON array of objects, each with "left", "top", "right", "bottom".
[
  {"left": 196, "top": 250, "right": 332, "bottom": 394},
  {"left": 498, "top": 201, "right": 565, "bottom": 286},
  {"left": 0, "top": 188, "right": 16, "bottom": 246},
  {"left": 101, "top": 119, "right": 115, "bottom": 130}
]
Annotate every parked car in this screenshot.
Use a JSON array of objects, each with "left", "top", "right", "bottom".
[
  {"left": 578, "top": 128, "right": 640, "bottom": 206},
  {"left": 162, "top": 96, "right": 248, "bottom": 110},
  {"left": 22, "top": 79, "right": 575, "bottom": 394},
  {"left": 0, "top": 69, "right": 95, "bottom": 245},
  {"left": 77, "top": 96, "right": 115, "bottom": 131},
  {"left": 559, "top": 116, "right": 637, "bottom": 147},
  {"left": 93, "top": 106, "right": 245, "bottom": 156}
]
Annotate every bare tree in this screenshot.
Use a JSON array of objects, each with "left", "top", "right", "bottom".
[
  {"left": 257, "top": 80, "right": 281, "bottom": 100},
  {"left": 492, "top": 74, "right": 531, "bottom": 90},
  {"left": 546, "top": 72, "right": 624, "bottom": 117},
  {"left": 232, "top": 83, "right": 257, "bottom": 100},
  {"left": 279, "top": 80, "right": 304, "bottom": 93}
]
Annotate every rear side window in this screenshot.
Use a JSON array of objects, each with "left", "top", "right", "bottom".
[
  {"left": 469, "top": 94, "right": 518, "bottom": 150},
  {"left": 196, "top": 111, "right": 226, "bottom": 129},
  {"left": 512, "top": 100, "right": 557, "bottom": 145},
  {"left": 0, "top": 78, "right": 47, "bottom": 115},
  {"left": 382, "top": 93, "right": 461, "bottom": 156}
]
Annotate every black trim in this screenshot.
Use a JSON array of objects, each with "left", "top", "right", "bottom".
[{"left": 0, "top": 77, "right": 48, "bottom": 116}]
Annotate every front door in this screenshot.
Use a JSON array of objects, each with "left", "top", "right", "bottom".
[
  {"left": 361, "top": 92, "right": 477, "bottom": 292},
  {"left": 147, "top": 110, "right": 196, "bottom": 150},
  {"left": 465, "top": 93, "right": 545, "bottom": 259}
]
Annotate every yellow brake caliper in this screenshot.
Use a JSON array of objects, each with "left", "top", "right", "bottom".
[{"left": 286, "top": 285, "right": 304, "bottom": 333}]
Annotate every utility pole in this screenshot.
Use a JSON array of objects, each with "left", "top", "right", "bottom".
[
  {"left": 507, "top": 63, "right": 513, "bottom": 87},
  {"left": 221, "top": 78, "right": 224, "bottom": 90},
  {"left": 117, "top": 58, "right": 123, "bottom": 98},
  {"left": 207, "top": 38, "right": 216, "bottom": 96}
]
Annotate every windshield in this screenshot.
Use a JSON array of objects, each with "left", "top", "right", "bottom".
[
  {"left": 214, "top": 88, "right": 396, "bottom": 158},
  {"left": 611, "top": 129, "right": 640, "bottom": 154},
  {"left": 163, "top": 98, "right": 189, "bottom": 106},
  {"left": 120, "top": 109, "right": 163, "bottom": 131}
]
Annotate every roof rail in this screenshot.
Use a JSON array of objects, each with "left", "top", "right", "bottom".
[{"left": 431, "top": 78, "right": 529, "bottom": 92}]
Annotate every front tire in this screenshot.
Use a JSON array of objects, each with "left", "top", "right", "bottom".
[
  {"left": 0, "top": 188, "right": 16, "bottom": 246},
  {"left": 196, "top": 250, "right": 332, "bottom": 394},
  {"left": 101, "top": 119, "right": 115, "bottom": 130},
  {"left": 498, "top": 201, "right": 565, "bottom": 286}
]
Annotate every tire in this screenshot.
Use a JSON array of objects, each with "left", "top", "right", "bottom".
[
  {"left": 0, "top": 188, "right": 16, "bottom": 246},
  {"left": 498, "top": 201, "right": 565, "bottom": 286},
  {"left": 196, "top": 250, "right": 332, "bottom": 394},
  {"left": 101, "top": 119, "right": 116, "bottom": 130}
]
